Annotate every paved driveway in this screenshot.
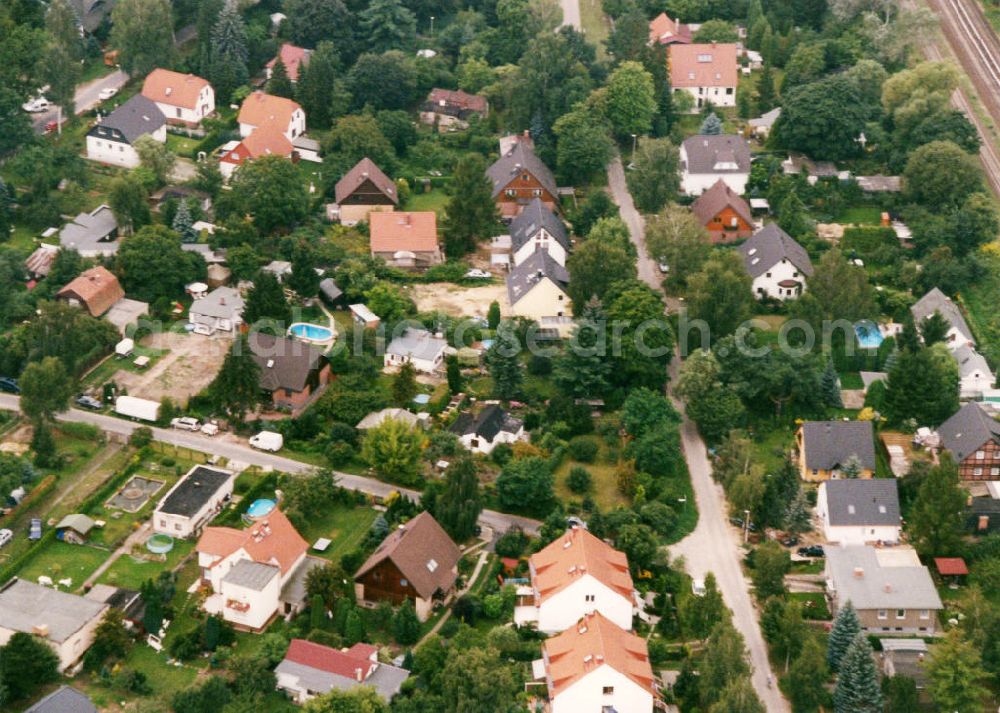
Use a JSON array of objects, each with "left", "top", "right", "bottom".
[
  {"left": 607, "top": 154, "right": 790, "bottom": 711},
  {"left": 560, "top": 0, "right": 582, "bottom": 29}
]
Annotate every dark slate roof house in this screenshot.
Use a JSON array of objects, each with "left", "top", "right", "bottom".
[
  {"left": 88, "top": 94, "right": 166, "bottom": 147},
  {"left": 156, "top": 466, "right": 233, "bottom": 519},
  {"left": 938, "top": 402, "right": 1000, "bottom": 462},
  {"left": 450, "top": 404, "right": 523, "bottom": 442},
  {"left": 739, "top": 224, "right": 814, "bottom": 278},
  {"left": 798, "top": 420, "right": 877, "bottom": 479},
  {"left": 509, "top": 198, "right": 569, "bottom": 255},
  {"left": 507, "top": 250, "right": 569, "bottom": 306},
  {"left": 910, "top": 287, "right": 975, "bottom": 345},
  {"left": 486, "top": 141, "right": 558, "bottom": 200},
  {"left": 25, "top": 686, "right": 97, "bottom": 713},
  {"left": 249, "top": 333, "right": 327, "bottom": 396},
  {"left": 822, "top": 479, "right": 900, "bottom": 526}
]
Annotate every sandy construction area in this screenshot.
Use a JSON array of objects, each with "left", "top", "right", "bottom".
[
  {"left": 111, "top": 332, "right": 229, "bottom": 406},
  {"left": 410, "top": 282, "right": 510, "bottom": 319}
]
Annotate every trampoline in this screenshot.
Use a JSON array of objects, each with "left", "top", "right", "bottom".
[{"left": 146, "top": 534, "right": 174, "bottom": 554}]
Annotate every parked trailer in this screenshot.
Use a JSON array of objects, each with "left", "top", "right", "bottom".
[{"left": 115, "top": 395, "right": 160, "bottom": 422}]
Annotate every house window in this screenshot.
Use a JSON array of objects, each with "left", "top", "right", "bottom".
[
  {"left": 471, "top": 438, "right": 479, "bottom": 448},
  {"left": 976, "top": 450, "right": 986, "bottom": 459},
  {"left": 160, "top": 519, "right": 166, "bottom": 527},
  {"left": 765, "top": 272, "right": 771, "bottom": 278},
  {"left": 176, "top": 108, "right": 182, "bottom": 118},
  {"left": 506, "top": 189, "right": 516, "bottom": 197},
  {"left": 175, "top": 524, "right": 181, "bottom": 531},
  {"left": 974, "top": 468, "right": 983, "bottom": 476},
  {"left": 991, "top": 467, "right": 999, "bottom": 476},
  {"left": 585, "top": 594, "right": 595, "bottom": 602},
  {"left": 896, "top": 609, "right": 906, "bottom": 619},
  {"left": 400, "top": 578, "right": 409, "bottom": 587},
  {"left": 877, "top": 609, "right": 887, "bottom": 620},
  {"left": 602, "top": 687, "right": 614, "bottom": 695},
  {"left": 919, "top": 610, "right": 930, "bottom": 620},
  {"left": 726, "top": 87, "right": 734, "bottom": 95},
  {"left": 532, "top": 189, "right": 542, "bottom": 197}
]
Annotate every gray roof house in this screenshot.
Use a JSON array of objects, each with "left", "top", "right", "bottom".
[
  {"left": 910, "top": 287, "right": 975, "bottom": 347},
  {"left": 820, "top": 480, "right": 900, "bottom": 527},
  {"left": 507, "top": 250, "right": 570, "bottom": 306},
  {"left": 825, "top": 545, "right": 943, "bottom": 633},
  {"left": 276, "top": 639, "right": 410, "bottom": 705},
  {"left": 748, "top": 107, "right": 781, "bottom": 136},
  {"left": 681, "top": 134, "right": 752, "bottom": 175},
  {"left": 953, "top": 343, "right": 995, "bottom": 398},
  {"left": 88, "top": 94, "right": 166, "bottom": 146},
  {"left": 739, "top": 224, "right": 813, "bottom": 279},
  {"left": 509, "top": 197, "right": 569, "bottom": 260},
  {"left": 0, "top": 579, "right": 108, "bottom": 671},
  {"left": 25, "top": 686, "right": 97, "bottom": 713},
  {"left": 486, "top": 141, "right": 558, "bottom": 200},
  {"left": 384, "top": 328, "right": 448, "bottom": 373},
  {"left": 450, "top": 404, "right": 524, "bottom": 453},
  {"left": 188, "top": 286, "right": 245, "bottom": 335},
  {"left": 797, "top": 420, "right": 877, "bottom": 479},
  {"left": 937, "top": 401, "right": 1000, "bottom": 462},
  {"left": 58, "top": 204, "right": 120, "bottom": 257}
]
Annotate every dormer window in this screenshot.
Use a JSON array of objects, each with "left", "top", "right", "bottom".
[{"left": 697, "top": 54, "right": 712, "bottom": 62}]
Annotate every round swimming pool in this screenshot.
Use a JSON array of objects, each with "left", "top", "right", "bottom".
[
  {"left": 288, "top": 322, "right": 335, "bottom": 345},
  {"left": 146, "top": 534, "right": 174, "bottom": 554},
  {"left": 246, "top": 498, "right": 276, "bottom": 518}
]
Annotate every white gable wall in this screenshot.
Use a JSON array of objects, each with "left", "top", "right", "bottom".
[
  {"left": 512, "top": 228, "right": 568, "bottom": 267},
  {"left": 537, "top": 574, "right": 633, "bottom": 634},
  {"left": 510, "top": 277, "right": 569, "bottom": 326},
  {"left": 551, "top": 664, "right": 653, "bottom": 713},
  {"left": 673, "top": 84, "right": 736, "bottom": 112},
  {"left": 816, "top": 486, "right": 901, "bottom": 545},
  {"left": 750, "top": 258, "right": 807, "bottom": 300},
  {"left": 154, "top": 84, "right": 215, "bottom": 125}
]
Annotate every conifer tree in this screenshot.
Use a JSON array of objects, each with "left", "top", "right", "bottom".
[
  {"left": 392, "top": 362, "right": 418, "bottom": 405},
  {"left": 172, "top": 199, "right": 197, "bottom": 243},
  {"left": 208, "top": 1, "right": 249, "bottom": 102},
  {"left": 435, "top": 457, "right": 483, "bottom": 541},
  {"left": 700, "top": 112, "right": 723, "bottom": 135},
  {"left": 784, "top": 487, "right": 812, "bottom": 533},
  {"left": 210, "top": 336, "right": 261, "bottom": 421},
  {"left": 485, "top": 321, "right": 522, "bottom": 399},
  {"left": 267, "top": 57, "right": 294, "bottom": 98},
  {"left": 553, "top": 297, "right": 612, "bottom": 399},
  {"left": 821, "top": 358, "right": 843, "bottom": 408},
  {"left": 827, "top": 601, "right": 862, "bottom": 672},
  {"left": 393, "top": 602, "right": 420, "bottom": 645},
  {"left": 757, "top": 64, "right": 776, "bottom": 111},
  {"left": 833, "top": 633, "right": 882, "bottom": 713}
]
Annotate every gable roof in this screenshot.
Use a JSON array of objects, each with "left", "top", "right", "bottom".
[
  {"left": 249, "top": 332, "right": 326, "bottom": 393},
  {"left": 423, "top": 88, "right": 488, "bottom": 117},
  {"left": 385, "top": 328, "right": 448, "bottom": 362},
  {"left": 691, "top": 178, "right": 753, "bottom": 229},
  {"left": 142, "top": 68, "right": 210, "bottom": 110},
  {"left": 450, "top": 404, "right": 523, "bottom": 441},
  {"left": 544, "top": 611, "right": 655, "bottom": 697},
  {"left": 277, "top": 640, "right": 410, "bottom": 701},
  {"left": 96, "top": 94, "right": 166, "bottom": 143},
  {"left": 748, "top": 107, "right": 781, "bottom": 129},
  {"left": 669, "top": 43, "right": 739, "bottom": 88},
  {"left": 822, "top": 479, "right": 900, "bottom": 527},
  {"left": 57, "top": 265, "right": 124, "bottom": 317},
  {"left": 25, "top": 686, "right": 97, "bottom": 713},
  {"left": 648, "top": 12, "right": 691, "bottom": 44},
  {"left": 357, "top": 408, "right": 421, "bottom": 430},
  {"left": 267, "top": 43, "right": 311, "bottom": 82},
  {"left": 954, "top": 344, "right": 993, "bottom": 380},
  {"left": 197, "top": 508, "right": 308, "bottom": 575},
  {"left": 799, "top": 420, "right": 877, "bottom": 472},
  {"left": 354, "top": 512, "right": 461, "bottom": 600},
  {"left": 334, "top": 158, "right": 398, "bottom": 205},
  {"left": 681, "top": 134, "right": 751, "bottom": 175},
  {"left": 510, "top": 198, "right": 569, "bottom": 254},
  {"left": 25, "top": 243, "right": 59, "bottom": 277},
  {"left": 56, "top": 513, "right": 96, "bottom": 535},
  {"left": 530, "top": 527, "right": 634, "bottom": 604},
  {"left": 189, "top": 286, "right": 244, "bottom": 320},
  {"left": 370, "top": 211, "right": 439, "bottom": 254},
  {"left": 238, "top": 91, "right": 302, "bottom": 131},
  {"left": 284, "top": 639, "right": 378, "bottom": 680},
  {"left": 507, "top": 250, "right": 569, "bottom": 306},
  {"left": 240, "top": 124, "right": 294, "bottom": 159},
  {"left": 59, "top": 205, "right": 119, "bottom": 256},
  {"left": 156, "top": 466, "right": 233, "bottom": 518},
  {"left": 0, "top": 579, "right": 107, "bottom": 644},
  {"left": 826, "top": 545, "right": 942, "bottom": 610},
  {"left": 938, "top": 402, "right": 1000, "bottom": 461},
  {"left": 738, "top": 223, "right": 813, "bottom": 278},
  {"left": 486, "top": 141, "right": 558, "bottom": 199},
  {"left": 910, "top": 287, "right": 974, "bottom": 344}
]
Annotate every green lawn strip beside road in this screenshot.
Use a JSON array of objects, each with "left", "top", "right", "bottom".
[{"left": 579, "top": 0, "right": 610, "bottom": 60}]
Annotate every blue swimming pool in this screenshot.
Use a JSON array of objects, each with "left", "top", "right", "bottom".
[
  {"left": 288, "top": 322, "right": 334, "bottom": 343},
  {"left": 854, "top": 321, "right": 884, "bottom": 349},
  {"left": 246, "top": 498, "right": 276, "bottom": 518}
]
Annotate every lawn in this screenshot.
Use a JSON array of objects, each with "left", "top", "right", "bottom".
[
  {"left": 98, "top": 539, "right": 195, "bottom": 590},
  {"left": 839, "top": 371, "right": 864, "bottom": 390},
  {"left": 578, "top": 0, "right": 610, "bottom": 60},
  {"left": 555, "top": 458, "right": 628, "bottom": 512},
  {"left": 962, "top": 246, "right": 1000, "bottom": 365},
  {"left": 834, "top": 206, "right": 883, "bottom": 225},
  {"left": 404, "top": 188, "right": 450, "bottom": 215},
  {"left": 81, "top": 342, "right": 170, "bottom": 389},
  {"left": 750, "top": 424, "right": 796, "bottom": 475},
  {"left": 790, "top": 559, "right": 824, "bottom": 575},
  {"left": 165, "top": 132, "right": 201, "bottom": 158},
  {"left": 296, "top": 504, "right": 380, "bottom": 564},
  {"left": 17, "top": 540, "right": 110, "bottom": 590},
  {"left": 789, "top": 591, "right": 832, "bottom": 620}
]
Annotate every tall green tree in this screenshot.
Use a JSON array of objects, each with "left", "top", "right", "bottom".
[
  {"left": 360, "top": 0, "right": 416, "bottom": 52},
  {"left": 679, "top": 572, "right": 729, "bottom": 640},
  {"left": 699, "top": 620, "right": 750, "bottom": 708},
  {"left": 392, "top": 362, "right": 418, "bottom": 406},
  {"left": 604, "top": 61, "right": 657, "bottom": 138},
  {"left": 644, "top": 205, "right": 710, "bottom": 291},
  {"left": 552, "top": 105, "right": 614, "bottom": 183},
  {"left": 700, "top": 112, "right": 723, "bottom": 135},
  {"left": 708, "top": 678, "right": 764, "bottom": 713},
  {"left": 908, "top": 455, "right": 966, "bottom": 555},
  {"left": 792, "top": 249, "right": 877, "bottom": 331},
  {"left": 685, "top": 252, "right": 754, "bottom": 343},
  {"left": 883, "top": 344, "right": 959, "bottom": 426},
  {"left": 210, "top": 336, "right": 261, "bottom": 421},
  {"left": 243, "top": 271, "right": 292, "bottom": 326},
  {"left": 110, "top": 0, "right": 176, "bottom": 77},
  {"left": 134, "top": 135, "right": 176, "bottom": 187},
  {"left": 772, "top": 75, "right": 875, "bottom": 161},
  {"left": 787, "top": 635, "right": 829, "bottom": 712},
  {"left": 109, "top": 176, "right": 151, "bottom": 235},
  {"left": 172, "top": 199, "right": 196, "bottom": 243},
  {"left": 553, "top": 297, "right": 612, "bottom": 399},
  {"left": 207, "top": 1, "right": 249, "bottom": 102},
  {"left": 116, "top": 225, "right": 205, "bottom": 301},
  {"left": 833, "top": 633, "right": 882, "bottom": 713},
  {"left": 821, "top": 358, "right": 843, "bottom": 408},
  {"left": 393, "top": 601, "right": 421, "bottom": 645},
  {"left": 496, "top": 456, "right": 554, "bottom": 516},
  {"left": 195, "top": 0, "right": 224, "bottom": 74},
  {"left": 827, "top": 601, "right": 862, "bottom": 672},
  {"left": 442, "top": 153, "right": 499, "bottom": 258},
  {"left": 925, "top": 629, "right": 990, "bottom": 713},
  {"left": 0, "top": 632, "right": 60, "bottom": 702},
  {"left": 267, "top": 58, "right": 294, "bottom": 98},
  {"left": 434, "top": 456, "right": 483, "bottom": 541},
  {"left": 485, "top": 322, "right": 522, "bottom": 399},
  {"left": 285, "top": 0, "right": 355, "bottom": 53},
  {"left": 625, "top": 138, "right": 680, "bottom": 213},
  {"left": 360, "top": 418, "right": 424, "bottom": 485},
  {"left": 225, "top": 155, "right": 309, "bottom": 234},
  {"left": 287, "top": 243, "right": 320, "bottom": 298},
  {"left": 19, "top": 356, "right": 73, "bottom": 421},
  {"left": 903, "top": 140, "right": 984, "bottom": 211},
  {"left": 565, "top": 239, "right": 636, "bottom": 312},
  {"left": 295, "top": 42, "right": 340, "bottom": 129}
]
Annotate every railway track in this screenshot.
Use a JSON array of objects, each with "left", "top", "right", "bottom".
[{"left": 922, "top": 0, "right": 1000, "bottom": 195}]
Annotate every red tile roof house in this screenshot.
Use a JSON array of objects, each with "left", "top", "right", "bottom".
[
  {"left": 535, "top": 611, "right": 657, "bottom": 713},
  {"left": 369, "top": 211, "right": 443, "bottom": 269},
  {"left": 275, "top": 639, "right": 410, "bottom": 704},
  {"left": 218, "top": 124, "right": 295, "bottom": 180},
  {"left": 196, "top": 509, "right": 327, "bottom": 631},
  {"left": 141, "top": 68, "right": 215, "bottom": 127},
  {"left": 515, "top": 526, "right": 637, "bottom": 634},
  {"left": 237, "top": 91, "right": 306, "bottom": 140},
  {"left": 419, "top": 88, "right": 489, "bottom": 131},
  {"left": 690, "top": 178, "right": 753, "bottom": 243},
  {"left": 334, "top": 157, "right": 398, "bottom": 225},
  {"left": 57, "top": 266, "right": 125, "bottom": 317},
  {"left": 266, "top": 43, "right": 311, "bottom": 83},
  {"left": 669, "top": 42, "right": 739, "bottom": 110},
  {"left": 648, "top": 12, "right": 692, "bottom": 45},
  {"left": 354, "top": 512, "right": 461, "bottom": 621},
  {"left": 249, "top": 333, "right": 331, "bottom": 414}
]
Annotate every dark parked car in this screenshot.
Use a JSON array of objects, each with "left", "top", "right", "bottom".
[
  {"left": 797, "top": 545, "right": 825, "bottom": 558},
  {"left": 75, "top": 395, "right": 103, "bottom": 410},
  {"left": 28, "top": 518, "right": 42, "bottom": 541},
  {"left": 781, "top": 535, "right": 800, "bottom": 547},
  {"left": 0, "top": 377, "right": 19, "bottom": 394}
]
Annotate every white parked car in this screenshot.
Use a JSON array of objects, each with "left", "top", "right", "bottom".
[
  {"left": 0, "top": 529, "right": 13, "bottom": 548},
  {"left": 22, "top": 97, "right": 50, "bottom": 113},
  {"left": 464, "top": 269, "right": 491, "bottom": 279},
  {"left": 98, "top": 86, "right": 118, "bottom": 101},
  {"left": 170, "top": 417, "right": 201, "bottom": 431},
  {"left": 691, "top": 578, "right": 706, "bottom": 597},
  {"left": 200, "top": 422, "right": 219, "bottom": 436},
  {"left": 658, "top": 261, "right": 670, "bottom": 274}
]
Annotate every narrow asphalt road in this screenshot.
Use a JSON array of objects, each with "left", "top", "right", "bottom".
[
  {"left": 0, "top": 394, "right": 540, "bottom": 535},
  {"left": 560, "top": 0, "right": 582, "bottom": 30},
  {"left": 607, "top": 155, "right": 789, "bottom": 711},
  {"left": 32, "top": 69, "right": 129, "bottom": 133}
]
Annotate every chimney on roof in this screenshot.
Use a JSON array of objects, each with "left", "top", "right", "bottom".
[
  {"left": 266, "top": 359, "right": 274, "bottom": 368},
  {"left": 32, "top": 624, "right": 50, "bottom": 638},
  {"left": 165, "top": 87, "right": 172, "bottom": 96},
  {"left": 853, "top": 567, "right": 864, "bottom": 578},
  {"left": 523, "top": 130, "right": 529, "bottom": 138},
  {"left": 356, "top": 667, "right": 364, "bottom": 682},
  {"left": 883, "top": 583, "right": 892, "bottom": 593}
]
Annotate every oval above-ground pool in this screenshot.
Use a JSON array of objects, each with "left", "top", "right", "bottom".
[
  {"left": 246, "top": 498, "right": 277, "bottom": 519},
  {"left": 146, "top": 533, "right": 174, "bottom": 554},
  {"left": 288, "top": 322, "right": 335, "bottom": 346}
]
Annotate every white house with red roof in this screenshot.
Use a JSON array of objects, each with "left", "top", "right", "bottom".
[
  {"left": 196, "top": 509, "right": 324, "bottom": 631},
  {"left": 536, "top": 611, "right": 656, "bottom": 713},
  {"left": 515, "top": 527, "right": 637, "bottom": 634},
  {"left": 218, "top": 124, "right": 295, "bottom": 180},
  {"left": 266, "top": 43, "right": 311, "bottom": 83},
  {"left": 141, "top": 68, "right": 214, "bottom": 126},
  {"left": 275, "top": 639, "right": 410, "bottom": 704},
  {"left": 238, "top": 91, "right": 306, "bottom": 140},
  {"left": 669, "top": 42, "right": 739, "bottom": 110}
]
